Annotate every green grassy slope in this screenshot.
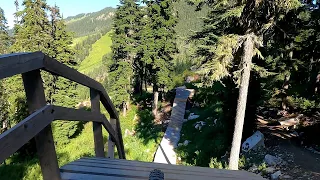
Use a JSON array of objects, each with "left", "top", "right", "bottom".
[
  {"left": 78, "top": 32, "right": 112, "bottom": 73},
  {"left": 71, "top": 35, "right": 88, "bottom": 47}
]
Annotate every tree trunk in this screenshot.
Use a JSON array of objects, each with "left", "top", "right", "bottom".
[
  {"left": 152, "top": 86, "right": 159, "bottom": 118},
  {"left": 123, "top": 101, "right": 127, "bottom": 117},
  {"left": 229, "top": 34, "right": 254, "bottom": 170}
]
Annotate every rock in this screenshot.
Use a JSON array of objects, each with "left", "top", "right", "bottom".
[
  {"left": 186, "top": 76, "right": 195, "bottom": 83},
  {"left": 279, "top": 114, "right": 303, "bottom": 128},
  {"left": 194, "top": 121, "right": 206, "bottom": 130},
  {"left": 188, "top": 113, "right": 200, "bottom": 120},
  {"left": 281, "top": 175, "right": 292, "bottom": 179},
  {"left": 183, "top": 140, "right": 190, "bottom": 146},
  {"left": 270, "top": 171, "right": 281, "bottom": 180},
  {"left": 264, "top": 154, "right": 282, "bottom": 166},
  {"left": 242, "top": 131, "right": 265, "bottom": 152},
  {"left": 248, "top": 165, "right": 258, "bottom": 173},
  {"left": 125, "top": 129, "right": 136, "bottom": 137},
  {"left": 265, "top": 167, "right": 276, "bottom": 174}
]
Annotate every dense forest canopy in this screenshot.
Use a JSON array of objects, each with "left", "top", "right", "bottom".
[{"left": 0, "top": 0, "right": 320, "bottom": 179}]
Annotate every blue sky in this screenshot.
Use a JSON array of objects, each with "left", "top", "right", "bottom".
[{"left": 0, "top": 0, "right": 120, "bottom": 28}]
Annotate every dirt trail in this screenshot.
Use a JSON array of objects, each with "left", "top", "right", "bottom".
[{"left": 261, "top": 127, "right": 320, "bottom": 179}]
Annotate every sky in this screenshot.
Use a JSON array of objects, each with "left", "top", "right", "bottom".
[{"left": 0, "top": 0, "right": 120, "bottom": 28}]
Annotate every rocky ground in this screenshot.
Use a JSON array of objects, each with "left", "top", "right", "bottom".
[{"left": 243, "top": 109, "right": 320, "bottom": 180}]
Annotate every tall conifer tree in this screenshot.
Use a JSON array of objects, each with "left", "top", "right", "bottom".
[
  {"left": 0, "top": 8, "right": 10, "bottom": 54},
  {"left": 109, "top": 0, "right": 141, "bottom": 115},
  {"left": 191, "top": 0, "right": 301, "bottom": 169},
  {"left": 140, "top": 0, "right": 177, "bottom": 117}
]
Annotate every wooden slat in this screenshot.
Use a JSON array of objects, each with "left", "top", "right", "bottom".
[
  {"left": 43, "top": 55, "right": 125, "bottom": 158},
  {"left": 51, "top": 106, "right": 119, "bottom": 148},
  {"left": 0, "top": 52, "right": 126, "bottom": 160},
  {"left": 61, "top": 172, "right": 144, "bottom": 180},
  {"left": 0, "top": 105, "right": 54, "bottom": 163},
  {"left": 43, "top": 55, "right": 102, "bottom": 91},
  {"left": 90, "top": 89, "right": 104, "bottom": 157},
  {"left": 80, "top": 157, "right": 264, "bottom": 179},
  {"left": 69, "top": 161, "right": 235, "bottom": 178},
  {"left": 60, "top": 164, "right": 250, "bottom": 180},
  {"left": 107, "top": 118, "right": 116, "bottom": 158},
  {"left": 53, "top": 106, "right": 102, "bottom": 121},
  {"left": 100, "top": 90, "right": 125, "bottom": 159},
  {"left": 22, "top": 70, "right": 61, "bottom": 180},
  {"left": 0, "top": 52, "right": 44, "bottom": 79}
]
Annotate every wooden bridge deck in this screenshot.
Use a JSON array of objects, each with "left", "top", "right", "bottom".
[{"left": 60, "top": 158, "right": 265, "bottom": 180}]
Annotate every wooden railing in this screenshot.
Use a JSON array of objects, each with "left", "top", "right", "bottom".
[{"left": 0, "top": 52, "right": 125, "bottom": 180}]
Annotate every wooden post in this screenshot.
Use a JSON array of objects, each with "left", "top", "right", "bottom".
[
  {"left": 90, "top": 89, "right": 104, "bottom": 157},
  {"left": 107, "top": 118, "right": 116, "bottom": 158},
  {"left": 22, "top": 70, "right": 61, "bottom": 180}
]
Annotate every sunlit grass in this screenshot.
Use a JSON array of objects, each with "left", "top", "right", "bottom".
[
  {"left": 71, "top": 35, "right": 88, "bottom": 47},
  {"left": 78, "top": 31, "right": 112, "bottom": 73},
  {"left": 0, "top": 104, "right": 160, "bottom": 179}
]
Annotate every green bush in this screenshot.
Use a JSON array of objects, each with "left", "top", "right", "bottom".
[{"left": 52, "top": 121, "right": 84, "bottom": 145}]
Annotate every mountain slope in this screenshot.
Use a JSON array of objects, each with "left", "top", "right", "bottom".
[
  {"left": 66, "top": 7, "right": 116, "bottom": 37},
  {"left": 78, "top": 31, "right": 112, "bottom": 73}
]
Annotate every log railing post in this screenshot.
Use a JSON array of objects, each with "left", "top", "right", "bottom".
[
  {"left": 107, "top": 118, "right": 116, "bottom": 158},
  {"left": 90, "top": 89, "right": 104, "bottom": 157},
  {"left": 22, "top": 70, "right": 61, "bottom": 180}
]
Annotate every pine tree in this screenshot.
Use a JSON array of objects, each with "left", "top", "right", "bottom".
[
  {"left": 11, "top": 0, "right": 52, "bottom": 54},
  {"left": 0, "top": 8, "right": 11, "bottom": 54},
  {"left": 191, "top": 0, "right": 301, "bottom": 169},
  {"left": 0, "top": 7, "right": 10, "bottom": 133},
  {"left": 49, "top": 5, "right": 81, "bottom": 145},
  {"left": 109, "top": 0, "right": 141, "bottom": 115},
  {"left": 139, "top": 0, "right": 177, "bottom": 117}
]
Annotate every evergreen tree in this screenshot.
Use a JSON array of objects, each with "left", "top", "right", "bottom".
[
  {"left": 0, "top": 8, "right": 11, "bottom": 54},
  {"left": 109, "top": 0, "right": 141, "bottom": 115},
  {"left": 191, "top": 0, "right": 301, "bottom": 169},
  {"left": 139, "top": 0, "right": 177, "bottom": 117},
  {"left": 49, "top": 5, "right": 81, "bottom": 145},
  {"left": 11, "top": 0, "right": 52, "bottom": 54}
]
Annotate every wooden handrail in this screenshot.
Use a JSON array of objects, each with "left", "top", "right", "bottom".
[
  {"left": 0, "top": 105, "right": 123, "bottom": 163},
  {"left": 0, "top": 52, "right": 125, "bottom": 159},
  {"left": 0, "top": 52, "right": 126, "bottom": 180}
]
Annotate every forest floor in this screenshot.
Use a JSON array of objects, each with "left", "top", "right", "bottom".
[{"left": 254, "top": 113, "right": 320, "bottom": 180}]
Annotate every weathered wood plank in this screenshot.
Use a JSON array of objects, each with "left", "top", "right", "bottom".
[
  {"left": 0, "top": 105, "right": 53, "bottom": 163},
  {"left": 0, "top": 52, "right": 44, "bottom": 79},
  {"left": 43, "top": 56, "right": 125, "bottom": 158},
  {"left": 80, "top": 157, "right": 263, "bottom": 179},
  {"left": 53, "top": 106, "right": 102, "bottom": 122},
  {"left": 107, "top": 118, "right": 116, "bottom": 158},
  {"left": 90, "top": 89, "right": 105, "bottom": 157},
  {"left": 61, "top": 172, "right": 144, "bottom": 180},
  {"left": 60, "top": 164, "right": 252, "bottom": 180},
  {"left": 100, "top": 90, "right": 125, "bottom": 159},
  {"left": 69, "top": 161, "right": 236, "bottom": 178},
  {"left": 22, "top": 70, "right": 61, "bottom": 180},
  {"left": 43, "top": 55, "right": 102, "bottom": 91}
]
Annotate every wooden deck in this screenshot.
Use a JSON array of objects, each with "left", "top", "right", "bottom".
[{"left": 60, "top": 158, "right": 265, "bottom": 180}]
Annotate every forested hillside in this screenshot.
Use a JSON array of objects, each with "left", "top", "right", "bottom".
[{"left": 65, "top": 7, "right": 115, "bottom": 37}]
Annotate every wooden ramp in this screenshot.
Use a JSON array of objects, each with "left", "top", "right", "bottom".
[{"left": 60, "top": 157, "right": 265, "bottom": 180}]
